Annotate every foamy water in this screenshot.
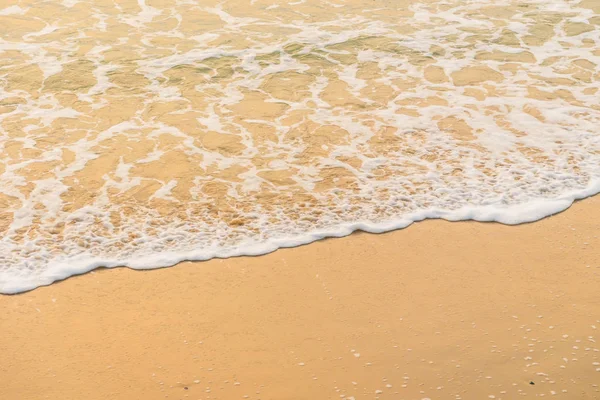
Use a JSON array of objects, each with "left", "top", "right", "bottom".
[{"left": 1, "top": 0, "right": 599, "bottom": 293}]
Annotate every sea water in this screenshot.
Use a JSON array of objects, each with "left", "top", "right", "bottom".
[{"left": 0, "top": 0, "right": 599, "bottom": 293}]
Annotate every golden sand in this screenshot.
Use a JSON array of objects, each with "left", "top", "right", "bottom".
[
  {"left": 1, "top": 1, "right": 600, "bottom": 397},
  {"left": 1, "top": 196, "right": 599, "bottom": 400}
]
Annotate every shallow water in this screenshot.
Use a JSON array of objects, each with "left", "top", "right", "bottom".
[{"left": 1, "top": 0, "right": 599, "bottom": 293}]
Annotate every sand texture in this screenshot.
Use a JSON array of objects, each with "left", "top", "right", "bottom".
[{"left": 1, "top": 196, "right": 599, "bottom": 400}]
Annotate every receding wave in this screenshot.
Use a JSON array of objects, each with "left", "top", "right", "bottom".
[{"left": 1, "top": 0, "right": 599, "bottom": 293}]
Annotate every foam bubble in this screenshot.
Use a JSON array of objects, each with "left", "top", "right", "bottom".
[{"left": 0, "top": 0, "right": 599, "bottom": 293}]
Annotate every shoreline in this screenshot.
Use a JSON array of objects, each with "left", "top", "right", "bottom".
[
  {"left": 1, "top": 195, "right": 599, "bottom": 399},
  {"left": 4, "top": 183, "right": 600, "bottom": 295}
]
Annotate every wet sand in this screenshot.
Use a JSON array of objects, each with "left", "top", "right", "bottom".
[{"left": 1, "top": 196, "right": 599, "bottom": 400}]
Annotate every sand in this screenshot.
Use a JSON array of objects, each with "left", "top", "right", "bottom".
[
  {"left": 1, "top": 196, "right": 599, "bottom": 400},
  {"left": 1, "top": 1, "right": 599, "bottom": 398}
]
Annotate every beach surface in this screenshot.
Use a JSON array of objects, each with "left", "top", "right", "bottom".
[
  {"left": 1, "top": 196, "right": 599, "bottom": 400},
  {"left": 1, "top": 1, "right": 600, "bottom": 398}
]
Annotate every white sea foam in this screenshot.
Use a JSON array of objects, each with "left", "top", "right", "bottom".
[
  {"left": 0, "top": 5, "right": 28, "bottom": 15},
  {"left": 0, "top": 0, "right": 599, "bottom": 293}
]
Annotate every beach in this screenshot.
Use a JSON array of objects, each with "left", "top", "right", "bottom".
[
  {"left": 1, "top": 0, "right": 600, "bottom": 398},
  {"left": 1, "top": 195, "right": 599, "bottom": 400}
]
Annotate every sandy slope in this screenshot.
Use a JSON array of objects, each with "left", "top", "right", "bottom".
[{"left": 1, "top": 196, "right": 599, "bottom": 400}]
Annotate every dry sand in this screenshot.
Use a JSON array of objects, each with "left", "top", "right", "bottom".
[{"left": 1, "top": 196, "right": 599, "bottom": 400}]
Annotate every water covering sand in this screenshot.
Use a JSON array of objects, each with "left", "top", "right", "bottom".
[{"left": 0, "top": 0, "right": 599, "bottom": 293}]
